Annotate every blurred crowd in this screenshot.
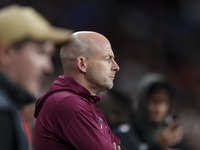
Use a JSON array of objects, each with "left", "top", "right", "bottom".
[{"left": 1, "top": 0, "right": 200, "bottom": 150}]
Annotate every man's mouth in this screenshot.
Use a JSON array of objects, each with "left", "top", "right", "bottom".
[{"left": 110, "top": 76, "right": 115, "bottom": 80}]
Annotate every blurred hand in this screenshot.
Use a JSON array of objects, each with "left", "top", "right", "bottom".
[
  {"left": 113, "top": 142, "right": 121, "bottom": 150},
  {"left": 156, "top": 120, "right": 183, "bottom": 149}
]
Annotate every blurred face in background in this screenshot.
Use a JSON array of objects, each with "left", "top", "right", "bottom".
[
  {"left": 147, "top": 90, "right": 170, "bottom": 124},
  {"left": 3, "top": 40, "right": 55, "bottom": 97}
]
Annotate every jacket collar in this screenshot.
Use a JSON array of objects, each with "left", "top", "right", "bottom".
[
  {"left": 0, "top": 71, "right": 35, "bottom": 108},
  {"left": 58, "top": 75, "right": 101, "bottom": 104},
  {"left": 34, "top": 75, "right": 101, "bottom": 118}
]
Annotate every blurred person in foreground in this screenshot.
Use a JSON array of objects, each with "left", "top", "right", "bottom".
[
  {"left": 131, "top": 73, "right": 188, "bottom": 150},
  {"left": 0, "top": 5, "right": 71, "bottom": 150},
  {"left": 34, "top": 31, "right": 121, "bottom": 150}
]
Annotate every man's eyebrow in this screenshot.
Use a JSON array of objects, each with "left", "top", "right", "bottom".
[{"left": 106, "top": 54, "right": 114, "bottom": 58}]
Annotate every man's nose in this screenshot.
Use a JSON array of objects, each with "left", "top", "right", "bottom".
[{"left": 112, "top": 59, "right": 120, "bottom": 72}]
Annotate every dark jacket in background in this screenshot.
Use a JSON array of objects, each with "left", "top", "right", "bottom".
[{"left": 0, "top": 72, "right": 34, "bottom": 150}]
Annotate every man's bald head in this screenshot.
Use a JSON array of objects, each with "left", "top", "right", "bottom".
[
  {"left": 60, "top": 31, "right": 119, "bottom": 94},
  {"left": 60, "top": 31, "right": 111, "bottom": 74}
]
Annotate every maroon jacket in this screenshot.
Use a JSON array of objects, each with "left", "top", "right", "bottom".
[{"left": 34, "top": 75, "right": 120, "bottom": 150}]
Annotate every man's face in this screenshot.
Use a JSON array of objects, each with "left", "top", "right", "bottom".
[
  {"left": 8, "top": 40, "right": 55, "bottom": 97},
  {"left": 85, "top": 41, "right": 120, "bottom": 94},
  {"left": 147, "top": 90, "right": 170, "bottom": 124}
]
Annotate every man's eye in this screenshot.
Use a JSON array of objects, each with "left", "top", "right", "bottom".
[{"left": 106, "top": 58, "right": 111, "bottom": 62}]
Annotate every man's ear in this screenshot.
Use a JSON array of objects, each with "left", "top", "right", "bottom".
[{"left": 76, "top": 56, "right": 87, "bottom": 73}]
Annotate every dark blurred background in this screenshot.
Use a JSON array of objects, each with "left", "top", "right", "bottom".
[
  {"left": 2, "top": 1, "right": 200, "bottom": 149},
  {"left": 1, "top": 0, "right": 200, "bottom": 111}
]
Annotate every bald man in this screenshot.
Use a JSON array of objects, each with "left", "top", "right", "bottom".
[{"left": 34, "top": 31, "right": 121, "bottom": 150}]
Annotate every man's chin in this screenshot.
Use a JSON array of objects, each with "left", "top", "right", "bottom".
[
  {"left": 27, "top": 85, "right": 40, "bottom": 98},
  {"left": 107, "top": 84, "right": 114, "bottom": 90}
]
